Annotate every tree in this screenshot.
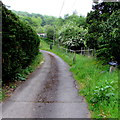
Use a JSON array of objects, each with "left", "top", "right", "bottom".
[
  {"left": 86, "top": 1, "right": 120, "bottom": 63},
  {"left": 12, "top": 11, "right": 58, "bottom": 33},
  {"left": 97, "top": 10, "right": 120, "bottom": 63},
  {"left": 44, "top": 25, "right": 55, "bottom": 43},
  {"left": 58, "top": 23, "right": 87, "bottom": 50}
]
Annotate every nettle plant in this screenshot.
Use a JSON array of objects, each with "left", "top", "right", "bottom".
[{"left": 90, "top": 80, "right": 115, "bottom": 103}]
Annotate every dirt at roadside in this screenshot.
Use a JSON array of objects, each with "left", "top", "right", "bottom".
[
  {"left": 2, "top": 58, "right": 44, "bottom": 102},
  {"left": 2, "top": 80, "right": 24, "bottom": 101}
]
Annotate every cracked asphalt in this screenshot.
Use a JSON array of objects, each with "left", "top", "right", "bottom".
[{"left": 2, "top": 50, "right": 90, "bottom": 118}]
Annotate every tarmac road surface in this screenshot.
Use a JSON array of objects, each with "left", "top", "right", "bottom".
[{"left": 2, "top": 50, "right": 90, "bottom": 118}]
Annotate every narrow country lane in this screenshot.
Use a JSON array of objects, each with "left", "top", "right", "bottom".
[{"left": 2, "top": 50, "right": 90, "bottom": 118}]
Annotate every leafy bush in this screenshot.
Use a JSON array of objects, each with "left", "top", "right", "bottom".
[
  {"left": 58, "top": 23, "right": 87, "bottom": 50},
  {"left": 2, "top": 4, "right": 40, "bottom": 84},
  {"left": 90, "top": 80, "right": 115, "bottom": 103}
]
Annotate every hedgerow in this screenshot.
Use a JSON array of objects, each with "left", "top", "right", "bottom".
[{"left": 2, "top": 4, "right": 40, "bottom": 84}]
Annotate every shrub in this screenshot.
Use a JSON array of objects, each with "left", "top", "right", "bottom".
[{"left": 2, "top": 4, "right": 40, "bottom": 84}]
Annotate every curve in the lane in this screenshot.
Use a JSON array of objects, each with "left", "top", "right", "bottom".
[{"left": 3, "top": 50, "right": 90, "bottom": 118}]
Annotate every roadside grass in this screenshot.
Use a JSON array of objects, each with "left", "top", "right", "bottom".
[
  {"left": 40, "top": 39, "right": 50, "bottom": 50},
  {"left": 1, "top": 52, "right": 43, "bottom": 102},
  {"left": 40, "top": 40, "right": 119, "bottom": 118}
]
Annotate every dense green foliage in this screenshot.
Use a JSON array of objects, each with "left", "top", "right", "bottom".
[
  {"left": 1, "top": 52, "right": 43, "bottom": 102},
  {"left": 13, "top": 10, "right": 87, "bottom": 50},
  {"left": 13, "top": 10, "right": 57, "bottom": 33},
  {"left": 12, "top": 2, "right": 120, "bottom": 64},
  {"left": 86, "top": 2, "right": 120, "bottom": 63},
  {"left": 44, "top": 25, "right": 55, "bottom": 43},
  {"left": 55, "top": 14, "right": 87, "bottom": 49},
  {"left": 2, "top": 1, "right": 119, "bottom": 117},
  {"left": 58, "top": 23, "right": 87, "bottom": 49},
  {"left": 2, "top": 4, "right": 40, "bottom": 84},
  {"left": 41, "top": 40, "right": 118, "bottom": 118}
]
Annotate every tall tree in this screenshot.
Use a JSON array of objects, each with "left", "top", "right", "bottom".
[{"left": 86, "top": 1, "right": 120, "bottom": 63}]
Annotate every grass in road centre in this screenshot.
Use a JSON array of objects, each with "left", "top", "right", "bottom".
[{"left": 40, "top": 40, "right": 118, "bottom": 118}]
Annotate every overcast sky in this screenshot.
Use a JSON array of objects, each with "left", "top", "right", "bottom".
[{"left": 2, "top": 0, "right": 93, "bottom": 17}]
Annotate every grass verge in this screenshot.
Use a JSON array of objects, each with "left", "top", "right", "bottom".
[
  {"left": 1, "top": 52, "right": 43, "bottom": 102},
  {"left": 40, "top": 40, "right": 118, "bottom": 118}
]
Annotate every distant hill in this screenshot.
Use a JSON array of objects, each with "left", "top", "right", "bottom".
[{"left": 12, "top": 10, "right": 58, "bottom": 33}]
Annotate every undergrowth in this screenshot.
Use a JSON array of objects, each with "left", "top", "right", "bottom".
[
  {"left": 1, "top": 52, "right": 43, "bottom": 102},
  {"left": 16, "top": 52, "right": 43, "bottom": 81},
  {"left": 40, "top": 40, "right": 119, "bottom": 118}
]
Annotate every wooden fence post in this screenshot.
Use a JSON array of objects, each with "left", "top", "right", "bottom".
[
  {"left": 87, "top": 48, "right": 90, "bottom": 56},
  {"left": 81, "top": 47, "right": 82, "bottom": 55},
  {"left": 94, "top": 49, "right": 96, "bottom": 57},
  {"left": 92, "top": 49, "right": 94, "bottom": 56},
  {"left": 66, "top": 48, "right": 67, "bottom": 54},
  {"left": 50, "top": 44, "right": 52, "bottom": 50},
  {"left": 84, "top": 47, "right": 86, "bottom": 56},
  {"left": 73, "top": 51, "right": 76, "bottom": 64}
]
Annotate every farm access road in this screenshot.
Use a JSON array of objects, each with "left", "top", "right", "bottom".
[{"left": 2, "top": 50, "right": 90, "bottom": 118}]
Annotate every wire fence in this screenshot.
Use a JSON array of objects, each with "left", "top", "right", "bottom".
[
  {"left": 59, "top": 46, "right": 96, "bottom": 57},
  {"left": 57, "top": 46, "right": 118, "bottom": 72}
]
